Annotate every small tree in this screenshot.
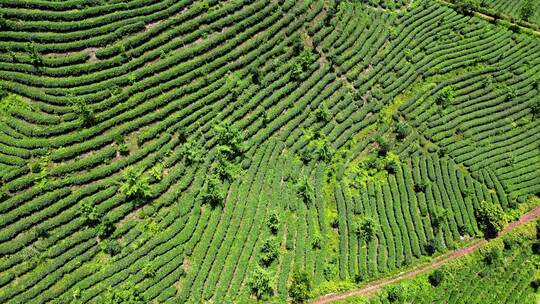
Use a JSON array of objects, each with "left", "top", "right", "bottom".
[
  {"left": 428, "top": 269, "right": 444, "bottom": 287},
  {"left": 296, "top": 175, "right": 314, "bottom": 205},
  {"left": 386, "top": 283, "right": 408, "bottom": 303},
  {"left": 101, "top": 239, "right": 121, "bottom": 256},
  {"left": 81, "top": 202, "right": 101, "bottom": 226},
  {"left": 376, "top": 135, "right": 393, "bottom": 156},
  {"left": 97, "top": 216, "right": 115, "bottom": 239},
  {"left": 475, "top": 200, "right": 507, "bottom": 238},
  {"left": 425, "top": 238, "right": 438, "bottom": 256},
  {"left": 249, "top": 66, "right": 261, "bottom": 85},
  {"left": 27, "top": 43, "right": 43, "bottom": 66},
  {"left": 312, "top": 232, "right": 322, "bottom": 250},
  {"left": 289, "top": 269, "right": 312, "bottom": 303},
  {"left": 483, "top": 247, "right": 503, "bottom": 266},
  {"left": 266, "top": 210, "right": 280, "bottom": 234},
  {"left": 355, "top": 216, "right": 379, "bottom": 242},
  {"left": 248, "top": 266, "right": 274, "bottom": 300},
  {"left": 531, "top": 99, "right": 540, "bottom": 118},
  {"left": 311, "top": 136, "right": 334, "bottom": 162},
  {"left": 201, "top": 174, "right": 224, "bottom": 208},
  {"left": 101, "top": 283, "right": 144, "bottom": 304},
  {"left": 520, "top": 0, "right": 534, "bottom": 21},
  {"left": 213, "top": 147, "right": 240, "bottom": 181},
  {"left": 259, "top": 237, "right": 280, "bottom": 267},
  {"left": 119, "top": 167, "right": 152, "bottom": 199},
  {"left": 432, "top": 207, "right": 449, "bottom": 229},
  {"left": 213, "top": 121, "right": 245, "bottom": 158},
  {"left": 180, "top": 137, "right": 203, "bottom": 165},
  {"left": 436, "top": 86, "right": 455, "bottom": 107},
  {"left": 314, "top": 102, "right": 331, "bottom": 122},
  {"left": 395, "top": 121, "right": 411, "bottom": 140},
  {"left": 70, "top": 97, "right": 96, "bottom": 127},
  {"left": 149, "top": 162, "right": 163, "bottom": 181},
  {"left": 454, "top": 0, "right": 478, "bottom": 15}
]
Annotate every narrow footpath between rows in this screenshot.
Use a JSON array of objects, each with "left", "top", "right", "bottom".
[{"left": 312, "top": 204, "right": 540, "bottom": 304}]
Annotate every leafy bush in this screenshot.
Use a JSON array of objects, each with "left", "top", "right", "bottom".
[
  {"left": 296, "top": 175, "right": 314, "bottom": 205},
  {"left": 453, "top": 0, "right": 478, "bottom": 15},
  {"left": 101, "top": 239, "right": 121, "bottom": 256},
  {"left": 428, "top": 269, "right": 444, "bottom": 287},
  {"left": 520, "top": 0, "right": 534, "bottom": 21},
  {"left": 180, "top": 137, "right": 203, "bottom": 165},
  {"left": 289, "top": 269, "right": 312, "bottom": 303},
  {"left": 201, "top": 174, "right": 224, "bottom": 208},
  {"left": 100, "top": 283, "right": 144, "bottom": 304},
  {"left": 259, "top": 237, "right": 280, "bottom": 267},
  {"left": 213, "top": 121, "right": 245, "bottom": 158},
  {"left": 119, "top": 167, "right": 152, "bottom": 199},
  {"left": 475, "top": 200, "right": 507, "bottom": 238},
  {"left": 354, "top": 216, "right": 379, "bottom": 242},
  {"left": 97, "top": 216, "right": 115, "bottom": 239},
  {"left": 266, "top": 210, "right": 280, "bottom": 234},
  {"left": 80, "top": 202, "right": 101, "bottom": 226},
  {"left": 248, "top": 266, "right": 274, "bottom": 300}
]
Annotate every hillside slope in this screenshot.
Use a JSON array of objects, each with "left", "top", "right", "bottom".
[{"left": 0, "top": 0, "right": 538, "bottom": 303}]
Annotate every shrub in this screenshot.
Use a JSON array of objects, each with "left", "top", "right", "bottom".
[
  {"left": 475, "top": 200, "right": 507, "bottom": 238},
  {"left": 266, "top": 210, "right": 280, "bottom": 234},
  {"left": 354, "top": 216, "right": 379, "bottom": 242},
  {"left": 100, "top": 283, "right": 144, "bottom": 304},
  {"left": 180, "top": 137, "right": 203, "bottom": 165},
  {"left": 296, "top": 175, "right": 314, "bottom": 205},
  {"left": 259, "top": 237, "right": 280, "bottom": 267},
  {"left": 248, "top": 266, "right": 274, "bottom": 300},
  {"left": 101, "top": 239, "right": 121, "bottom": 256},
  {"left": 119, "top": 167, "right": 152, "bottom": 199},
  {"left": 80, "top": 202, "right": 101, "bottom": 226},
  {"left": 520, "top": 0, "right": 534, "bottom": 21},
  {"left": 97, "top": 216, "right": 115, "bottom": 239},
  {"left": 201, "top": 174, "right": 224, "bottom": 208},
  {"left": 213, "top": 121, "right": 245, "bottom": 158},
  {"left": 428, "top": 269, "right": 444, "bottom": 287},
  {"left": 289, "top": 269, "right": 312, "bottom": 303},
  {"left": 453, "top": 0, "right": 478, "bottom": 15}
]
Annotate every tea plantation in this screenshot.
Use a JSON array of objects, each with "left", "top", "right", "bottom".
[{"left": 0, "top": 0, "right": 538, "bottom": 303}]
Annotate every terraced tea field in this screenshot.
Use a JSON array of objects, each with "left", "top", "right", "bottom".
[
  {"left": 0, "top": 0, "right": 538, "bottom": 303},
  {"left": 330, "top": 215, "right": 540, "bottom": 304}
]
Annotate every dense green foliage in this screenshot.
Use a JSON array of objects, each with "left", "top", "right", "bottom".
[
  {"left": 0, "top": 0, "right": 538, "bottom": 303},
  {"left": 335, "top": 221, "right": 540, "bottom": 304}
]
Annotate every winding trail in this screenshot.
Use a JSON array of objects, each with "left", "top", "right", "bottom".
[{"left": 312, "top": 204, "right": 540, "bottom": 304}]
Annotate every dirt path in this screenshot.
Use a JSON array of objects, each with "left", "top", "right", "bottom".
[{"left": 312, "top": 204, "right": 540, "bottom": 304}]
